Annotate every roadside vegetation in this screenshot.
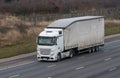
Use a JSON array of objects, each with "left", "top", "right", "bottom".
[
  {"left": 0, "top": 38, "right": 36, "bottom": 59},
  {"left": 0, "top": 15, "right": 120, "bottom": 59},
  {"left": 0, "top": 15, "right": 46, "bottom": 58},
  {"left": 0, "top": 0, "right": 120, "bottom": 14},
  {"left": 105, "top": 23, "right": 120, "bottom": 36}
]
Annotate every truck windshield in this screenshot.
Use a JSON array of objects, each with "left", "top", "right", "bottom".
[{"left": 38, "top": 36, "right": 57, "bottom": 46}]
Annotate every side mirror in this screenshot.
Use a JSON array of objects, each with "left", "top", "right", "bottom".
[{"left": 59, "top": 31, "right": 62, "bottom": 35}]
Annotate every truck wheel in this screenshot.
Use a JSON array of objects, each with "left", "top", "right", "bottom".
[
  {"left": 37, "top": 57, "right": 42, "bottom": 62},
  {"left": 69, "top": 49, "right": 74, "bottom": 58},
  {"left": 57, "top": 53, "right": 61, "bottom": 61},
  {"left": 37, "top": 60, "right": 41, "bottom": 62},
  {"left": 92, "top": 47, "right": 95, "bottom": 52},
  {"left": 95, "top": 46, "right": 99, "bottom": 52},
  {"left": 89, "top": 48, "right": 92, "bottom": 53}
]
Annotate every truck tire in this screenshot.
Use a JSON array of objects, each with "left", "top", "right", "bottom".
[
  {"left": 69, "top": 49, "right": 74, "bottom": 58},
  {"left": 37, "top": 60, "right": 41, "bottom": 62},
  {"left": 95, "top": 46, "right": 99, "bottom": 52},
  {"left": 89, "top": 48, "right": 92, "bottom": 53},
  {"left": 57, "top": 53, "right": 61, "bottom": 61},
  {"left": 92, "top": 47, "right": 95, "bottom": 52}
]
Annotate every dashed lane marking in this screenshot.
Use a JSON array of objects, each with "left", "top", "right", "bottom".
[
  {"left": 109, "top": 67, "right": 117, "bottom": 72},
  {"left": 75, "top": 66, "right": 85, "bottom": 70},
  {"left": 8, "top": 74, "right": 20, "bottom": 78},
  {"left": 48, "top": 77, "right": 52, "bottom": 78},
  {"left": 104, "top": 58, "right": 112, "bottom": 61},
  {"left": 48, "top": 64, "right": 56, "bottom": 68}
]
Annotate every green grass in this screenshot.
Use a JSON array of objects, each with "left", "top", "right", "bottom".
[
  {"left": 0, "top": 23, "right": 120, "bottom": 59},
  {"left": 105, "top": 23, "right": 120, "bottom": 36},
  {"left": 0, "top": 38, "right": 36, "bottom": 59}
]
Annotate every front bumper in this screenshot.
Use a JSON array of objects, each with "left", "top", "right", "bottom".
[{"left": 37, "top": 55, "right": 57, "bottom": 61}]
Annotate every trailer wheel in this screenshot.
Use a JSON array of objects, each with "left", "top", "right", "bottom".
[
  {"left": 69, "top": 49, "right": 74, "bottom": 58},
  {"left": 57, "top": 53, "right": 61, "bottom": 61},
  {"left": 92, "top": 47, "right": 95, "bottom": 52},
  {"left": 95, "top": 46, "right": 99, "bottom": 52},
  {"left": 89, "top": 48, "right": 92, "bottom": 53}
]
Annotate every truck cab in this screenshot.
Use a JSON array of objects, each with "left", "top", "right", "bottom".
[{"left": 37, "top": 28, "right": 63, "bottom": 61}]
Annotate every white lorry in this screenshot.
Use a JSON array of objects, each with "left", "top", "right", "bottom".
[{"left": 37, "top": 16, "right": 104, "bottom": 61}]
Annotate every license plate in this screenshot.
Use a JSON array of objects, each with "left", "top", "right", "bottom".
[{"left": 43, "top": 58, "right": 47, "bottom": 60}]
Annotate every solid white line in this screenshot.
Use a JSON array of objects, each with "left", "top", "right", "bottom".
[
  {"left": 8, "top": 74, "right": 20, "bottom": 78},
  {"left": 48, "top": 64, "right": 56, "bottom": 68},
  {"left": 106, "top": 40, "right": 120, "bottom": 45},
  {"left": 0, "top": 61, "right": 35, "bottom": 71},
  {"left": 105, "top": 34, "right": 120, "bottom": 39},
  {"left": 75, "top": 66, "right": 84, "bottom": 70}
]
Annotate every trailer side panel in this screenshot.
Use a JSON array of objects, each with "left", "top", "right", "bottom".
[{"left": 64, "top": 18, "right": 104, "bottom": 50}]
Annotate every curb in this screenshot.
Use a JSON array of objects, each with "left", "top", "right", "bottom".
[
  {"left": 0, "top": 34, "right": 120, "bottom": 63},
  {"left": 0, "top": 52, "right": 36, "bottom": 63},
  {"left": 105, "top": 34, "right": 120, "bottom": 39}
]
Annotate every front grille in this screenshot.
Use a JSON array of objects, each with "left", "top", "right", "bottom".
[{"left": 40, "top": 49, "right": 51, "bottom": 55}]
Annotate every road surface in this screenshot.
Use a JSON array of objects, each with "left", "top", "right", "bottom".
[{"left": 0, "top": 35, "right": 120, "bottom": 78}]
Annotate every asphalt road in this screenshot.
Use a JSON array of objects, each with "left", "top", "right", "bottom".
[{"left": 0, "top": 36, "right": 120, "bottom": 78}]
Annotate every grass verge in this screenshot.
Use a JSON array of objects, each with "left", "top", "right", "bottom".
[
  {"left": 105, "top": 23, "right": 120, "bottom": 36},
  {"left": 0, "top": 38, "right": 36, "bottom": 59}
]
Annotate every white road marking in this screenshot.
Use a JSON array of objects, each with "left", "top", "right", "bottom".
[
  {"left": 75, "top": 66, "right": 84, "bottom": 70},
  {"left": 48, "top": 64, "right": 56, "bottom": 68},
  {"left": 8, "top": 74, "right": 20, "bottom": 78},
  {"left": 48, "top": 77, "right": 52, "bottom": 78},
  {"left": 109, "top": 67, "right": 117, "bottom": 72},
  {"left": 104, "top": 58, "right": 112, "bottom": 61},
  {"left": 106, "top": 40, "right": 120, "bottom": 45},
  {"left": 0, "top": 61, "right": 35, "bottom": 71}
]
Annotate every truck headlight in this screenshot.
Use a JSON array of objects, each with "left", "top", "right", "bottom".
[
  {"left": 37, "top": 51, "right": 40, "bottom": 55},
  {"left": 50, "top": 52, "right": 55, "bottom": 56}
]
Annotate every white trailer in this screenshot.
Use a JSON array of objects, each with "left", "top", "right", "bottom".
[{"left": 37, "top": 16, "right": 104, "bottom": 61}]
